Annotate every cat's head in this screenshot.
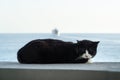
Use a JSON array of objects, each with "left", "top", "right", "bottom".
[{"left": 76, "top": 40, "right": 99, "bottom": 60}]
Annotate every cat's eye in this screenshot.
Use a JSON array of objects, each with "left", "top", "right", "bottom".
[{"left": 88, "top": 48, "right": 94, "bottom": 52}]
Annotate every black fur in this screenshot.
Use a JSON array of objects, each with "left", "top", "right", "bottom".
[{"left": 17, "top": 39, "right": 99, "bottom": 64}]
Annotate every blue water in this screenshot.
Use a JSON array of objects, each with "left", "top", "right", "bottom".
[{"left": 0, "top": 33, "right": 120, "bottom": 62}]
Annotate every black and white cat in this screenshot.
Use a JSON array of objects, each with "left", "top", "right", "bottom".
[{"left": 17, "top": 39, "right": 99, "bottom": 64}]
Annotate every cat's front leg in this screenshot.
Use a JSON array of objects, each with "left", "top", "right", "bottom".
[{"left": 86, "top": 59, "right": 93, "bottom": 63}]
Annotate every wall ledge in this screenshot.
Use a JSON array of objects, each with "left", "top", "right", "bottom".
[{"left": 0, "top": 62, "right": 120, "bottom": 80}]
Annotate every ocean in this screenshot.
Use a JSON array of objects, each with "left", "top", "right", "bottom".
[{"left": 0, "top": 33, "right": 120, "bottom": 62}]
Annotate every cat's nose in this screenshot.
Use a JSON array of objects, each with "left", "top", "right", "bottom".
[
  {"left": 85, "top": 55, "right": 88, "bottom": 58},
  {"left": 85, "top": 55, "right": 89, "bottom": 58}
]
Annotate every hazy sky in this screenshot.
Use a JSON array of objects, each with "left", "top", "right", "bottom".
[{"left": 0, "top": 0, "right": 120, "bottom": 33}]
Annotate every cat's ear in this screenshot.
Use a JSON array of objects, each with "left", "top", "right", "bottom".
[
  {"left": 92, "top": 41, "right": 100, "bottom": 47},
  {"left": 94, "top": 41, "right": 100, "bottom": 44},
  {"left": 76, "top": 40, "right": 79, "bottom": 43},
  {"left": 76, "top": 40, "right": 82, "bottom": 44},
  {"left": 76, "top": 40, "right": 82, "bottom": 46}
]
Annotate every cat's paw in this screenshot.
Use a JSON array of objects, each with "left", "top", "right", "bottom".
[{"left": 86, "top": 59, "right": 93, "bottom": 63}]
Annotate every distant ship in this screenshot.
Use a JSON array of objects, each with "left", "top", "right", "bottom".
[{"left": 52, "top": 28, "right": 59, "bottom": 36}]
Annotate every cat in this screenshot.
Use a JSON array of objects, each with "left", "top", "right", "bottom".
[{"left": 17, "top": 39, "right": 99, "bottom": 64}]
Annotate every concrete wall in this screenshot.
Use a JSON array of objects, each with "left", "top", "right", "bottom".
[{"left": 0, "top": 62, "right": 120, "bottom": 80}]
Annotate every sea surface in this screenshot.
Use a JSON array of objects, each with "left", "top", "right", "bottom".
[{"left": 0, "top": 33, "right": 120, "bottom": 62}]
